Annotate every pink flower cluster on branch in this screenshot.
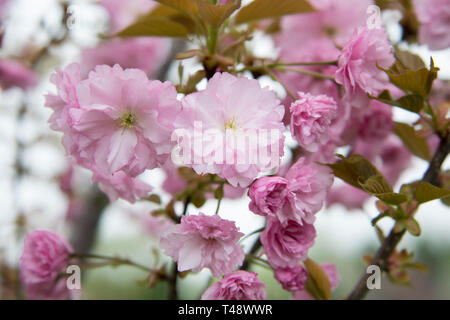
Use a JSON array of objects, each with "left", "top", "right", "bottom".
[
  {"left": 160, "top": 213, "right": 245, "bottom": 277},
  {"left": 20, "top": 230, "right": 76, "bottom": 300},
  {"left": 46, "top": 64, "right": 180, "bottom": 202}
]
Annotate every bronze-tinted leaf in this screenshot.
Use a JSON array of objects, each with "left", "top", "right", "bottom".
[
  {"left": 326, "top": 154, "right": 407, "bottom": 205},
  {"left": 197, "top": 0, "right": 241, "bottom": 29},
  {"left": 304, "top": 259, "right": 332, "bottom": 300},
  {"left": 174, "top": 49, "right": 203, "bottom": 60},
  {"left": 370, "top": 90, "right": 424, "bottom": 114},
  {"left": 115, "top": 16, "right": 190, "bottom": 38},
  {"left": 382, "top": 58, "right": 439, "bottom": 97},
  {"left": 235, "top": 0, "right": 315, "bottom": 24},
  {"left": 155, "top": 0, "right": 199, "bottom": 15}
]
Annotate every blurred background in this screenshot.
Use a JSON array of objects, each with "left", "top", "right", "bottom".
[{"left": 0, "top": 0, "right": 449, "bottom": 300}]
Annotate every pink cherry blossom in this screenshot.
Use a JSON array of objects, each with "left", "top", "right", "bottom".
[
  {"left": 0, "top": 58, "right": 38, "bottom": 90},
  {"left": 275, "top": 38, "right": 339, "bottom": 125},
  {"left": 248, "top": 176, "right": 289, "bottom": 217},
  {"left": 414, "top": 0, "right": 450, "bottom": 50},
  {"left": 380, "top": 135, "right": 412, "bottom": 185},
  {"left": 20, "top": 230, "right": 74, "bottom": 300},
  {"left": 173, "top": 72, "right": 285, "bottom": 187},
  {"left": 161, "top": 160, "right": 187, "bottom": 195},
  {"left": 45, "top": 63, "right": 81, "bottom": 132},
  {"left": 94, "top": 170, "right": 152, "bottom": 203},
  {"left": 129, "top": 208, "right": 175, "bottom": 240},
  {"left": 80, "top": 38, "right": 170, "bottom": 78},
  {"left": 281, "top": 157, "right": 334, "bottom": 225},
  {"left": 327, "top": 184, "right": 371, "bottom": 210},
  {"left": 321, "top": 263, "right": 340, "bottom": 290},
  {"left": 160, "top": 213, "right": 245, "bottom": 277},
  {"left": 260, "top": 218, "right": 316, "bottom": 268},
  {"left": 249, "top": 157, "right": 333, "bottom": 225},
  {"left": 280, "top": 0, "right": 374, "bottom": 47},
  {"left": 290, "top": 92, "right": 338, "bottom": 152},
  {"left": 357, "top": 101, "right": 393, "bottom": 143},
  {"left": 69, "top": 64, "right": 180, "bottom": 177},
  {"left": 201, "top": 271, "right": 266, "bottom": 300},
  {"left": 335, "top": 26, "right": 395, "bottom": 97},
  {"left": 274, "top": 265, "right": 308, "bottom": 292}
]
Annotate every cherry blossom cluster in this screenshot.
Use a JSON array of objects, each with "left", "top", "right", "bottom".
[{"left": 13, "top": 0, "right": 449, "bottom": 301}]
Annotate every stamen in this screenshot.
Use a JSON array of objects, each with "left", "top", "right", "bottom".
[{"left": 120, "top": 111, "right": 137, "bottom": 129}]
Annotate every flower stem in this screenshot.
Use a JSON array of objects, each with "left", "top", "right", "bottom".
[
  {"left": 264, "top": 67, "right": 296, "bottom": 100},
  {"left": 69, "top": 253, "right": 155, "bottom": 273},
  {"left": 215, "top": 196, "right": 223, "bottom": 215},
  {"left": 274, "top": 60, "right": 338, "bottom": 67},
  {"left": 275, "top": 66, "right": 336, "bottom": 81}
]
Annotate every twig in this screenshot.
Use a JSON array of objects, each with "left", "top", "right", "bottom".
[{"left": 347, "top": 133, "right": 450, "bottom": 300}]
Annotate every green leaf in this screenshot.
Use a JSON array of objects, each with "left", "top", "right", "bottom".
[
  {"left": 326, "top": 154, "right": 407, "bottom": 205},
  {"left": 393, "top": 122, "right": 431, "bottom": 160},
  {"left": 178, "top": 70, "right": 206, "bottom": 94},
  {"left": 191, "top": 191, "right": 206, "bottom": 208},
  {"left": 359, "top": 175, "right": 393, "bottom": 195},
  {"left": 327, "top": 154, "right": 380, "bottom": 190},
  {"left": 382, "top": 57, "right": 439, "bottom": 97},
  {"left": 115, "top": 16, "right": 190, "bottom": 38},
  {"left": 441, "top": 196, "right": 450, "bottom": 207},
  {"left": 235, "top": 0, "right": 315, "bottom": 25},
  {"left": 174, "top": 49, "right": 202, "bottom": 60},
  {"left": 214, "top": 184, "right": 224, "bottom": 200},
  {"left": 147, "top": 194, "right": 162, "bottom": 205},
  {"left": 304, "top": 259, "right": 331, "bottom": 300},
  {"left": 402, "top": 218, "right": 421, "bottom": 236},
  {"left": 197, "top": 0, "right": 241, "bottom": 29},
  {"left": 415, "top": 182, "right": 450, "bottom": 204},
  {"left": 376, "top": 193, "right": 409, "bottom": 205},
  {"left": 360, "top": 175, "right": 407, "bottom": 205},
  {"left": 394, "top": 48, "right": 426, "bottom": 71},
  {"left": 370, "top": 90, "right": 424, "bottom": 114}
]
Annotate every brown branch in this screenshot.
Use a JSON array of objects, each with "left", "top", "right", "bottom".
[{"left": 347, "top": 133, "right": 450, "bottom": 300}]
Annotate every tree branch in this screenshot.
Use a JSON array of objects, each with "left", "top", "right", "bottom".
[{"left": 347, "top": 133, "right": 450, "bottom": 300}]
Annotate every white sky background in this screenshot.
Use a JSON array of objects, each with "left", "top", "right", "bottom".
[{"left": 0, "top": 0, "right": 449, "bottom": 270}]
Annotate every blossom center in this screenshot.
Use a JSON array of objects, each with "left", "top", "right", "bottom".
[
  {"left": 120, "top": 111, "right": 137, "bottom": 129},
  {"left": 224, "top": 116, "right": 240, "bottom": 130},
  {"left": 323, "top": 26, "right": 336, "bottom": 38}
]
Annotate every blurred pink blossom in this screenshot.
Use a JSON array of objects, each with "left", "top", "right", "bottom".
[
  {"left": 0, "top": 59, "right": 38, "bottom": 90},
  {"left": 201, "top": 271, "right": 266, "bottom": 300},
  {"left": 274, "top": 265, "right": 308, "bottom": 292},
  {"left": 335, "top": 26, "right": 395, "bottom": 97},
  {"left": 20, "top": 230, "right": 75, "bottom": 300},
  {"left": 81, "top": 38, "right": 170, "bottom": 78},
  {"left": 414, "top": 0, "right": 450, "bottom": 50},
  {"left": 160, "top": 213, "right": 245, "bottom": 277},
  {"left": 101, "top": 0, "right": 155, "bottom": 33},
  {"left": 290, "top": 92, "right": 338, "bottom": 152},
  {"left": 261, "top": 218, "right": 316, "bottom": 268}
]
